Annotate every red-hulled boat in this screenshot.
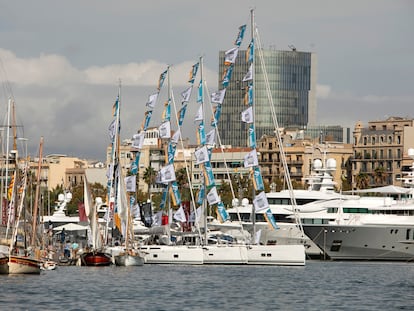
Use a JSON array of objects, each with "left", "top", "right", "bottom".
[{"left": 80, "top": 251, "right": 112, "bottom": 266}]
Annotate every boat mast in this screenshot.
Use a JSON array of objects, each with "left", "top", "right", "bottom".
[
  {"left": 250, "top": 9, "right": 257, "bottom": 242},
  {"left": 31, "top": 136, "right": 43, "bottom": 247},
  {"left": 4, "top": 98, "right": 11, "bottom": 235},
  {"left": 254, "top": 11, "right": 305, "bottom": 236}
]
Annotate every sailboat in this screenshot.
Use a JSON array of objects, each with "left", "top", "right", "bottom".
[
  {"left": 113, "top": 175, "right": 145, "bottom": 266},
  {"left": 135, "top": 66, "right": 204, "bottom": 265},
  {"left": 246, "top": 10, "right": 306, "bottom": 265},
  {"left": 7, "top": 148, "right": 42, "bottom": 274},
  {"left": 80, "top": 176, "right": 112, "bottom": 266},
  {"left": 200, "top": 10, "right": 305, "bottom": 265}
]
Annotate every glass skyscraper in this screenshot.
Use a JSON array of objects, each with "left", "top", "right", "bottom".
[{"left": 218, "top": 49, "right": 317, "bottom": 147}]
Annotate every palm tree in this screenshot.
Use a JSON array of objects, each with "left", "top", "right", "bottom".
[
  {"left": 175, "top": 167, "right": 191, "bottom": 201},
  {"left": 373, "top": 166, "right": 386, "bottom": 186},
  {"left": 355, "top": 172, "right": 370, "bottom": 189},
  {"left": 143, "top": 166, "right": 156, "bottom": 199}
]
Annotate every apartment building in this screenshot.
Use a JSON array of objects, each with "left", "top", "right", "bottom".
[{"left": 352, "top": 117, "right": 414, "bottom": 188}]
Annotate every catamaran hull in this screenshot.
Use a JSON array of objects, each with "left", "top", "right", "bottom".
[
  {"left": 81, "top": 252, "right": 112, "bottom": 266},
  {"left": 203, "top": 245, "right": 248, "bottom": 264},
  {"left": 139, "top": 245, "right": 203, "bottom": 264},
  {"left": 8, "top": 256, "right": 41, "bottom": 274},
  {"left": 246, "top": 244, "right": 306, "bottom": 266},
  {"left": 303, "top": 224, "right": 414, "bottom": 261},
  {"left": 114, "top": 253, "right": 145, "bottom": 266}
]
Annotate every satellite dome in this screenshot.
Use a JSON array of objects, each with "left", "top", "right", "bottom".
[
  {"left": 58, "top": 194, "right": 64, "bottom": 202},
  {"left": 313, "top": 159, "right": 323, "bottom": 169},
  {"left": 242, "top": 198, "right": 249, "bottom": 206},
  {"left": 326, "top": 158, "right": 337, "bottom": 170},
  {"left": 96, "top": 197, "right": 103, "bottom": 204},
  {"left": 232, "top": 198, "right": 239, "bottom": 207}
]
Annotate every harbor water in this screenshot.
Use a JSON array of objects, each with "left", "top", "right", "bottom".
[{"left": 1, "top": 260, "right": 413, "bottom": 310}]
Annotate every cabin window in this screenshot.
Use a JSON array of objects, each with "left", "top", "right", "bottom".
[{"left": 406, "top": 229, "right": 411, "bottom": 240}]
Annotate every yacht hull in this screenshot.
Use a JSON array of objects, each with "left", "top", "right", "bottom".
[
  {"left": 246, "top": 244, "right": 306, "bottom": 266},
  {"left": 303, "top": 224, "right": 414, "bottom": 261},
  {"left": 139, "top": 245, "right": 203, "bottom": 264},
  {"left": 203, "top": 245, "right": 248, "bottom": 264}
]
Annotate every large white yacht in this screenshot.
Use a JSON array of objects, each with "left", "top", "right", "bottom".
[
  {"left": 300, "top": 149, "right": 414, "bottom": 261},
  {"left": 226, "top": 158, "right": 352, "bottom": 258}
]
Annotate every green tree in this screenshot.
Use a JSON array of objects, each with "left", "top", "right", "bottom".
[
  {"left": 373, "top": 166, "right": 386, "bottom": 186},
  {"left": 143, "top": 166, "right": 156, "bottom": 199},
  {"left": 175, "top": 167, "right": 191, "bottom": 202},
  {"left": 356, "top": 172, "right": 370, "bottom": 189}
]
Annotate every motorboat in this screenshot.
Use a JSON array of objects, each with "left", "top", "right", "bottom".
[{"left": 300, "top": 148, "right": 414, "bottom": 261}]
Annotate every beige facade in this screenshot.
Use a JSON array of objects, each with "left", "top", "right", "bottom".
[
  {"left": 258, "top": 134, "right": 353, "bottom": 190},
  {"left": 352, "top": 117, "right": 414, "bottom": 188},
  {"left": 191, "top": 147, "right": 252, "bottom": 189}
]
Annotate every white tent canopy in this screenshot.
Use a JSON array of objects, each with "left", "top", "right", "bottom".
[
  {"left": 345, "top": 185, "right": 411, "bottom": 194},
  {"left": 53, "top": 223, "right": 88, "bottom": 232}
]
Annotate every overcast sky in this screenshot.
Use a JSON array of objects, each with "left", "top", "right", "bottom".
[{"left": 0, "top": 1, "right": 413, "bottom": 161}]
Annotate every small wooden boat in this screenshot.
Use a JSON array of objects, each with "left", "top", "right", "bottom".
[
  {"left": 81, "top": 251, "right": 112, "bottom": 266},
  {"left": 8, "top": 255, "right": 41, "bottom": 274},
  {"left": 114, "top": 250, "right": 145, "bottom": 266},
  {"left": 41, "top": 260, "right": 57, "bottom": 270}
]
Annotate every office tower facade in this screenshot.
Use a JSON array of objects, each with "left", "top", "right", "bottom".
[{"left": 217, "top": 49, "right": 317, "bottom": 147}]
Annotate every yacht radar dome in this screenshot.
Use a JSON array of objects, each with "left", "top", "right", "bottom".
[
  {"left": 313, "top": 159, "right": 323, "bottom": 170},
  {"left": 326, "top": 158, "right": 337, "bottom": 170}
]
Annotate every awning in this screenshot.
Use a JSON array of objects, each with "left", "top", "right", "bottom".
[
  {"left": 53, "top": 223, "right": 88, "bottom": 232},
  {"left": 345, "top": 185, "right": 411, "bottom": 195}
]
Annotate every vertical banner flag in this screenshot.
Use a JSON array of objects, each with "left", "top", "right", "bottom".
[{"left": 253, "top": 191, "right": 269, "bottom": 212}]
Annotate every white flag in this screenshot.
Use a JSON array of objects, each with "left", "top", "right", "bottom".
[
  {"left": 205, "top": 129, "right": 216, "bottom": 146},
  {"left": 244, "top": 149, "right": 259, "bottom": 168},
  {"left": 194, "top": 146, "right": 209, "bottom": 164},
  {"left": 194, "top": 105, "right": 203, "bottom": 122},
  {"left": 146, "top": 92, "right": 158, "bottom": 109},
  {"left": 171, "top": 129, "right": 181, "bottom": 144},
  {"left": 173, "top": 205, "right": 187, "bottom": 222},
  {"left": 242, "top": 64, "right": 253, "bottom": 81},
  {"left": 241, "top": 106, "right": 253, "bottom": 123},
  {"left": 224, "top": 47, "right": 239, "bottom": 64},
  {"left": 181, "top": 86, "right": 192, "bottom": 103},
  {"left": 152, "top": 211, "right": 163, "bottom": 226},
  {"left": 190, "top": 205, "right": 204, "bottom": 222},
  {"left": 132, "top": 132, "right": 145, "bottom": 149},
  {"left": 159, "top": 121, "right": 171, "bottom": 139},
  {"left": 131, "top": 204, "right": 140, "bottom": 219},
  {"left": 125, "top": 175, "right": 136, "bottom": 192},
  {"left": 159, "top": 164, "right": 176, "bottom": 183},
  {"left": 255, "top": 229, "right": 262, "bottom": 244},
  {"left": 253, "top": 191, "right": 269, "bottom": 212},
  {"left": 211, "top": 89, "right": 226, "bottom": 104},
  {"left": 108, "top": 119, "right": 116, "bottom": 140},
  {"left": 206, "top": 186, "right": 220, "bottom": 205}
]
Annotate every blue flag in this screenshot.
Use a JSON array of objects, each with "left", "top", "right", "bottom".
[{"left": 234, "top": 24, "right": 247, "bottom": 46}]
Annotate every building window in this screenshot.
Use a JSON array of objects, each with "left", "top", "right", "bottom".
[{"left": 388, "top": 136, "right": 392, "bottom": 144}]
